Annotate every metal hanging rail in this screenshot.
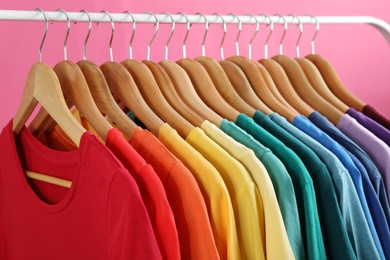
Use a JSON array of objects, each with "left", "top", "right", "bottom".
[{"left": 0, "top": 10, "right": 389, "bottom": 44}]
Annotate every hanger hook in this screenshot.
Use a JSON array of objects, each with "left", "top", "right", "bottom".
[
  {"left": 99, "top": 10, "right": 115, "bottom": 62},
  {"left": 56, "top": 8, "right": 70, "bottom": 60},
  {"left": 123, "top": 11, "right": 136, "bottom": 59},
  {"left": 305, "top": 14, "right": 320, "bottom": 54},
  {"left": 177, "top": 12, "right": 190, "bottom": 59},
  {"left": 273, "top": 14, "right": 287, "bottom": 55},
  {"left": 79, "top": 10, "right": 92, "bottom": 60},
  {"left": 246, "top": 14, "right": 259, "bottom": 59},
  {"left": 288, "top": 14, "right": 303, "bottom": 57},
  {"left": 196, "top": 12, "right": 208, "bottom": 57},
  {"left": 162, "top": 12, "right": 175, "bottom": 60},
  {"left": 213, "top": 13, "right": 226, "bottom": 60},
  {"left": 35, "top": 8, "right": 48, "bottom": 62},
  {"left": 144, "top": 12, "right": 159, "bottom": 61},
  {"left": 259, "top": 14, "right": 273, "bottom": 58},
  {"left": 228, "top": 13, "right": 242, "bottom": 56}
]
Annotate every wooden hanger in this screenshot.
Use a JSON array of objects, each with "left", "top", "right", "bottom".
[
  {"left": 77, "top": 60, "right": 136, "bottom": 138},
  {"left": 296, "top": 58, "right": 349, "bottom": 113},
  {"left": 159, "top": 60, "right": 224, "bottom": 126},
  {"left": 178, "top": 58, "right": 242, "bottom": 121},
  {"left": 194, "top": 56, "right": 256, "bottom": 117},
  {"left": 219, "top": 60, "right": 274, "bottom": 115},
  {"left": 307, "top": 54, "right": 366, "bottom": 111},
  {"left": 143, "top": 60, "right": 205, "bottom": 127},
  {"left": 75, "top": 11, "right": 136, "bottom": 138},
  {"left": 100, "top": 61, "right": 164, "bottom": 136},
  {"left": 269, "top": 14, "right": 343, "bottom": 124},
  {"left": 13, "top": 63, "right": 84, "bottom": 188},
  {"left": 273, "top": 55, "right": 344, "bottom": 124},
  {"left": 259, "top": 58, "right": 314, "bottom": 117},
  {"left": 121, "top": 59, "right": 194, "bottom": 138},
  {"left": 29, "top": 10, "right": 114, "bottom": 141},
  {"left": 228, "top": 56, "right": 298, "bottom": 122},
  {"left": 253, "top": 61, "right": 300, "bottom": 113},
  {"left": 52, "top": 60, "right": 113, "bottom": 141}
]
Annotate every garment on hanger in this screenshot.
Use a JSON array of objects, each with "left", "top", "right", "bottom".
[
  {"left": 347, "top": 108, "right": 390, "bottom": 147},
  {"left": 235, "top": 114, "right": 325, "bottom": 260},
  {"left": 253, "top": 111, "right": 355, "bottom": 259},
  {"left": 0, "top": 121, "right": 162, "bottom": 259},
  {"left": 337, "top": 115, "right": 390, "bottom": 202},
  {"left": 41, "top": 115, "right": 181, "bottom": 260},
  {"left": 186, "top": 126, "right": 265, "bottom": 260},
  {"left": 201, "top": 120, "right": 294, "bottom": 260},
  {"left": 308, "top": 112, "right": 388, "bottom": 258},
  {"left": 271, "top": 113, "right": 380, "bottom": 259},
  {"left": 296, "top": 114, "right": 389, "bottom": 214},
  {"left": 136, "top": 124, "right": 240, "bottom": 259},
  {"left": 362, "top": 104, "right": 390, "bottom": 131},
  {"left": 220, "top": 119, "right": 306, "bottom": 260}
]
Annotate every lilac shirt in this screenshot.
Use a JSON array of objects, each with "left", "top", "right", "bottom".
[
  {"left": 337, "top": 114, "right": 390, "bottom": 202},
  {"left": 347, "top": 108, "right": 390, "bottom": 147}
]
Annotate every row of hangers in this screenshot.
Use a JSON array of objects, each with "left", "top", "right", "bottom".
[{"left": 12, "top": 9, "right": 367, "bottom": 188}]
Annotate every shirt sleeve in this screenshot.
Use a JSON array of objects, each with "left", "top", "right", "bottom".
[{"left": 107, "top": 168, "right": 162, "bottom": 260}]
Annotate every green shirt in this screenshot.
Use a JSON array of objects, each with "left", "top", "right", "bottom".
[
  {"left": 220, "top": 119, "right": 306, "bottom": 260},
  {"left": 236, "top": 113, "right": 326, "bottom": 260}
]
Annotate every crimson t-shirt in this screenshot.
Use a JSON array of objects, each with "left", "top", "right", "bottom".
[{"left": 0, "top": 121, "right": 162, "bottom": 259}]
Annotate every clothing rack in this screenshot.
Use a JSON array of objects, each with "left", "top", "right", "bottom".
[{"left": 1, "top": 10, "right": 390, "bottom": 44}]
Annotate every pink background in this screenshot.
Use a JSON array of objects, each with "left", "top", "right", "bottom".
[{"left": 0, "top": 0, "right": 390, "bottom": 129}]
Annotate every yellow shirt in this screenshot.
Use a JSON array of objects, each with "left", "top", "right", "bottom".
[
  {"left": 186, "top": 127, "right": 265, "bottom": 260},
  {"left": 158, "top": 123, "right": 240, "bottom": 260},
  {"left": 201, "top": 120, "right": 295, "bottom": 260}
]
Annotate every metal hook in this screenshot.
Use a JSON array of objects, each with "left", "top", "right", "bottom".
[
  {"left": 246, "top": 14, "right": 259, "bottom": 59},
  {"left": 196, "top": 12, "right": 209, "bottom": 57},
  {"left": 162, "top": 12, "right": 175, "bottom": 60},
  {"left": 35, "top": 8, "right": 48, "bottom": 62},
  {"left": 144, "top": 12, "right": 159, "bottom": 61},
  {"left": 177, "top": 12, "right": 190, "bottom": 58},
  {"left": 305, "top": 14, "right": 320, "bottom": 54},
  {"left": 259, "top": 14, "right": 273, "bottom": 58},
  {"left": 213, "top": 13, "right": 226, "bottom": 60},
  {"left": 288, "top": 14, "right": 303, "bottom": 57},
  {"left": 123, "top": 11, "right": 136, "bottom": 59},
  {"left": 56, "top": 8, "right": 70, "bottom": 60},
  {"left": 228, "top": 13, "right": 242, "bottom": 56},
  {"left": 100, "top": 10, "right": 115, "bottom": 62},
  {"left": 273, "top": 14, "right": 287, "bottom": 55},
  {"left": 79, "top": 10, "right": 91, "bottom": 60}
]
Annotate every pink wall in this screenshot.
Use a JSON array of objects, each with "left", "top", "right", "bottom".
[{"left": 1, "top": 0, "right": 390, "bottom": 129}]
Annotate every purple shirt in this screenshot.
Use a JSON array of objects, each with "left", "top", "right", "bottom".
[
  {"left": 362, "top": 104, "right": 390, "bottom": 131},
  {"left": 347, "top": 108, "right": 390, "bottom": 147},
  {"left": 337, "top": 114, "right": 390, "bottom": 202}
]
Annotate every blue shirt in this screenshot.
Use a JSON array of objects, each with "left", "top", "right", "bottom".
[
  {"left": 271, "top": 113, "right": 378, "bottom": 259},
  {"left": 306, "top": 112, "right": 386, "bottom": 259},
  {"left": 254, "top": 111, "right": 355, "bottom": 260}
]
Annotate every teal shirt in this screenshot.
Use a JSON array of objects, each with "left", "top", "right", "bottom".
[
  {"left": 220, "top": 119, "right": 306, "bottom": 260},
  {"left": 270, "top": 113, "right": 358, "bottom": 259},
  {"left": 235, "top": 114, "right": 325, "bottom": 260}
]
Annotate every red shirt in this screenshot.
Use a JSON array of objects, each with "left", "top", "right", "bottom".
[
  {"left": 130, "top": 127, "right": 220, "bottom": 260},
  {"left": 0, "top": 121, "right": 162, "bottom": 259},
  {"left": 106, "top": 128, "right": 180, "bottom": 260},
  {"left": 41, "top": 126, "right": 180, "bottom": 260}
]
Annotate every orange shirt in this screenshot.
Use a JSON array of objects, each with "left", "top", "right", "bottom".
[{"left": 131, "top": 127, "right": 220, "bottom": 260}]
